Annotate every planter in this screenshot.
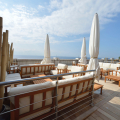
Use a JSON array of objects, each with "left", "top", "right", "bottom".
[{"left": 0, "top": 104, "right": 10, "bottom": 120}]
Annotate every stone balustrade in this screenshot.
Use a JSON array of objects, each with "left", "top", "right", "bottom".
[{"left": 13, "top": 58, "right": 119, "bottom": 66}]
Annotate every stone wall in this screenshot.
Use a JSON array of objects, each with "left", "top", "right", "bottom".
[
  {"left": 13, "top": 59, "right": 79, "bottom": 66},
  {"left": 13, "top": 58, "right": 119, "bottom": 66}
]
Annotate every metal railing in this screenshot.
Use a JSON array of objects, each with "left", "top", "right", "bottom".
[
  {"left": 0, "top": 70, "right": 95, "bottom": 86},
  {"left": 0, "top": 70, "right": 96, "bottom": 120}
]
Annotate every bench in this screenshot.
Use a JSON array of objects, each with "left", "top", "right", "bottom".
[
  {"left": 99, "top": 62, "right": 120, "bottom": 71},
  {"left": 9, "top": 73, "right": 94, "bottom": 120},
  {"left": 20, "top": 63, "right": 55, "bottom": 78}
]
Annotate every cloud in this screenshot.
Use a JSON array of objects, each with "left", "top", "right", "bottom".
[
  {"left": 0, "top": 0, "right": 120, "bottom": 55},
  {"left": 46, "top": 0, "right": 120, "bottom": 36},
  {"left": 49, "top": 0, "right": 62, "bottom": 10},
  {"left": 62, "top": 37, "right": 89, "bottom": 43},
  {"left": 38, "top": 5, "right": 44, "bottom": 9},
  {"left": 1, "top": 0, "right": 120, "bottom": 41}
]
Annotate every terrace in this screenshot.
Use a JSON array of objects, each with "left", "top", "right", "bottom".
[{"left": 0, "top": 7, "right": 120, "bottom": 120}]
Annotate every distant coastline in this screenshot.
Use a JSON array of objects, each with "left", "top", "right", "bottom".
[{"left": 14, "top": 55, "right": 102, "bottom": 59}]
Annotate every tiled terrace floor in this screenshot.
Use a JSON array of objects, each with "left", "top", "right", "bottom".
[{"left": 79, "top": 77, "right": 120, "bottom": 120}]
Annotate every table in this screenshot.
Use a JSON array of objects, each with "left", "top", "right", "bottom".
[
  {"left": 94, "top": 83, "right": 103, "bottom": 95},
  {"left": 105, "top": 75, "right": 120, "bottom": 87},
  {"left": 30, "top": 74, "right": 52, "bottom": 84}
]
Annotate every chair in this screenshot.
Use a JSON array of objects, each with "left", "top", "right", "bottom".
[
  {"left": 62, "top": 66, "right": 84, "bottom": 79},
  {"left": 50, "top": 63, "right": 68, "bottom": 75},
  {"left": 72, "top": 61, "right": 77, "bottom": 66},
  {"left": 7, "top": 65, "right": 19, "bottom": 73},
  {"left": 77, "top": 63, "right": 87, "bottom": 71}
]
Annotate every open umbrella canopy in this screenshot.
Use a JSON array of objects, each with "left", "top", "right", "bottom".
[
  {"left": 41, "top": 34, "right": 51, "bottom": 64},
  {"left": 87, "top": 13, "right": 100, "bottom": 81},
  {"left": 79, "top": 37, "right": 86, "bottom": 64}
]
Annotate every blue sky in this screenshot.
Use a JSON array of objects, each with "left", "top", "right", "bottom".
[{"left": 0, "top": 0, "right": 120, "bottom": 58}]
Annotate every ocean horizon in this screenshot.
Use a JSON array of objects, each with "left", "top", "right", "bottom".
[
  {"left": 14, "top": 55, "right": 78, "bottom": 59},
  {"left": 14, "top": 55, "right": 102, "bottom": 59}
]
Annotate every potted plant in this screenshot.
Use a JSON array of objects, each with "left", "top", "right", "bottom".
[
  {"left": 0, "top": 21, "right": 10, "bottom": 119},
  {"left": 0, "top": 32, "right": 7, "bottom": 119}
]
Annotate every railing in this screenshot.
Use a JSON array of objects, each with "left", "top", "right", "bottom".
[
  {"left": 13, "top": 58, "right": 120, "bottom": 67},
  {"left": 0, "top": 70, "right": 96, "bottom": 120}
]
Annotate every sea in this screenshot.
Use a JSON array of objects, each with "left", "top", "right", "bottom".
[
  {"left": 14, "top": 55, "right": 78, "bottom": 59},
  {"left": 14, "top": 55, "right": 101, "bottom": 59}
]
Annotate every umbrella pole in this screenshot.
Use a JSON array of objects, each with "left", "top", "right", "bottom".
[{"left": 0, "top": 32, "right": 7, "bottom": 112}]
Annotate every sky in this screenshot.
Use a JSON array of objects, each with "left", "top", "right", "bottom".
[{"left": 0, "top": 0, "right": 120, "bottom": 58}]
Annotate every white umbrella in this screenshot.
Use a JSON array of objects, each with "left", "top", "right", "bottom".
[
  {"left": 41, "top": 34, "right": 51, "bottom": 64},
  {"left": 79, "top": 37, "right": 86, "bottom": 64},
  {"left": 87, "top": 13, "right": 100, "bottom": 81}
]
